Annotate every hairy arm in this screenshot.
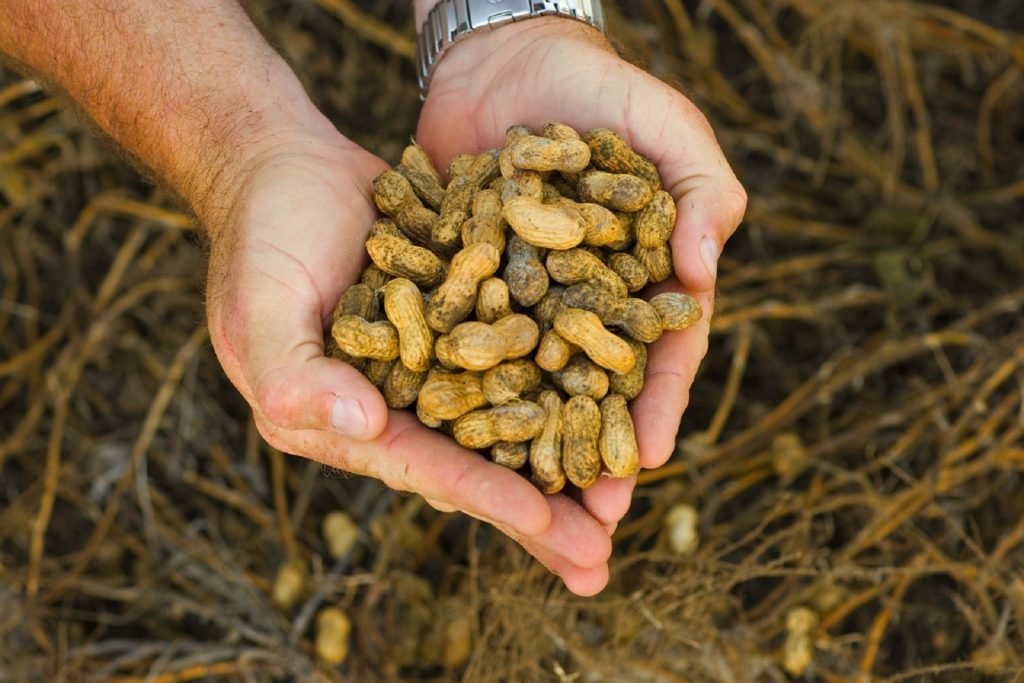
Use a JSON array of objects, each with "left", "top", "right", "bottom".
[{"left": 0, "top": 0, "right": 333, "bottom": 228}]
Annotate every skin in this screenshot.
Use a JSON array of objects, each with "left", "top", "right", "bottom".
[{"left": 0, "top": 1, "right": 745, "bottom": 596}]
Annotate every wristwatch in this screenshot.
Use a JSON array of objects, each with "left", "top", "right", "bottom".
[{"left": 417, "top": 0, "right": 606, "bottom": 97}]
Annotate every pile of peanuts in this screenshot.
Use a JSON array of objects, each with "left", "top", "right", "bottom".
[{"left": 328, "top": 123, "right": 701, "bottom": 493}]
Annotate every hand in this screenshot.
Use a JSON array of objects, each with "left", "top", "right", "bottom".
[
  {"left": 419, "top": 18, "right": 747, "bottom": 585},
  {"left": 203, "top": 125, "right": 612, "bottom": 595}
]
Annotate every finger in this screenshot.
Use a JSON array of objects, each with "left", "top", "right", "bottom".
[
  {"left": 512, "top": 535, "right": 611, "bottom": 597},
  {"left": 668, "top": 181, "right": 747, "bottom": 293},
  {"left": 631, "top": 285, "right": 715, "bottom": 469},
  {"left": 495, "top": 495, "right": 613, "bottom": 596},
  {"left": 580, "top": 475, "right": 636, "bottom": 529},
  {"left": 348, "top": 411, "right": 554, "bottom": 538}
]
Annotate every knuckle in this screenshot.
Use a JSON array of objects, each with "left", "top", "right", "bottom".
[{"left": 255, "top": 374, "right": 304, "bottom": 431}]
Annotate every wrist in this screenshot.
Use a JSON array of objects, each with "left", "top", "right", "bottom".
[{"left": 425, "top": 15, "right": 612, "bottom": 98}]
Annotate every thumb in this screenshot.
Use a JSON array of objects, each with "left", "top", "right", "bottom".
[
  {"left": 207, "top": 216, "right": 389, "bottom": 442},
  {"left": 249, "top": 346, "right": 388, "bottom": 441}
]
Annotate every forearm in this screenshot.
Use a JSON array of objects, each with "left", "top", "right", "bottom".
[{"left": 0, "top": 0, "right": 333, "bottom": 226}]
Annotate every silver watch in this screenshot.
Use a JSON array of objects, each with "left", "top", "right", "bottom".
[{"left": 416, "top": 0, "right": 606, "bottom": 97}]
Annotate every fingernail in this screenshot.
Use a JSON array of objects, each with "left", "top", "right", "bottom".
[
  {"left": 699, "top": 236, "right": 719, "bottom": 280},
  {"left": 331, "top": 397, "right": 368, "bottom": 437}
]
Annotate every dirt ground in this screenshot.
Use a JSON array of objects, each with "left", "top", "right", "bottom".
[{"left": 2, "top": 1, "right": 1023, "bottom": 681}]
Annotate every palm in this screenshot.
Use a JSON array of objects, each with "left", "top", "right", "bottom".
[{"left": 418, "top": 19, "right": 743, "bottom": 476}]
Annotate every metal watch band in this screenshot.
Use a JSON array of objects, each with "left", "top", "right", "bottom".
[{"left": 416, "top": 0, "right": 605, "bottom": 98}]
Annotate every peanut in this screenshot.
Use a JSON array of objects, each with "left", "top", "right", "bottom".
[
  {"left": 366, "top": 233, "right": 445, "bottom": 287},
  {"left": 416, "top": 401, "right": 444, "bottom": 428},
  {"left": 360, "top": 264, "right": 391, "bottom": 291},
  {"left": 599, "top": 394, "right": 639, "bottom": 477},
  {"left": 553, "top": 354, "right": 609, "bottom": 400},
  {"left": 609, "top": 337, "right": 647, "bottom": 400},
  {"left": 650, "top": 292, "right": 703, "bottom": 330},
  {"left": 417, "top": 371, "right": 487, "bottom": 421},
  {"left": 396, "top": 163, "right": 445, "bottom": 212},
  {"left": 453, "top": 399, "right": 545, "bottom": 449},
  {"left": 426, "top": 243, "right": 501, "bottom": 333},
  {"left": 530, "top": 391, "right": 566, "bottom": 494},
  {"left": 332, "top": 283, "right": 378, "bottom": 323},
  {"left": 577, "top": 170, "right": 654, "bottom": 212},
  {"left": 315, "top": 607, "right": 352, "bottom": 666},
  {"left": 434, "top": 151, "right": 499, "bottom": 255},
  {"left": 532, "top": 286, "right": 566, "bottom": 330},
  {"left": 461, "top": 189, "right": 506, "bottom": 253},
  {"left": 373, "top": 169, "right": 419, "bottom": 216},
  {"left": 327, "top": 283, "right": 378, "bottom": 365},
  {"left": 542, "top": 183, "right": 561, "bottom": 201},
  {"left": 608, "top": 252, "right": 649, "bottom": 293},
  {"left": 483, "top": 359, "right": 542, "bottom": 405},
  {"left": 382, "top": 278, "right": 434, "bottom": 372},
  {"left": 577, "top": 201, "right": 631, "bottom": 247},
  {"left": 581, "top": 128, "right": 662, "bottom": 190},
  {"left": 553, "top": 308, "right": 635, "bottom": 374},
  {"left": 493, "top": 314, "right": 541, "bottom": 359},
  {"left": 562, "top": 396, "right": 601, "bottom": 488},
  {"left": 635, "top": 190, "right": 676, "bottom": 248},
  {"left": 561, "top": 283, "right": 663, "bottom": 343},
  {"left": 401, "top": 142, "right": 444, "bottom": 188},
  {"left": 491, "top": 442, "right": 529, "bottom": 469},
  {"left": 500, "top": 127, "right": 544, "bottom": 202},
  {"left": 535, "top": 329, "right": 574, "bottom": 372},
  {"left": 435, "top": 314, "right": 538, "bottom": 371},
  {"left": 502, "top": 196, "right": 587, "bottom": 250},
  {"left": 332, "top": 315, "right": 399, "bottom": 361},
  {"left": 545, "top": 248, "right": 628, "bottom": 299},
  {"left": 364, "top": 358, "right": 395, "bottom": 390},
  {"left": 509, "top": 135, "right": 591, "bottom": 173},
  {"left": 447, "top": 153, "right": 475, "bottom": 179},
  {"left": 384, "top": 363, "right": 428, "bottom": 409},
  {"left": 475, "top": 278, "right": 511, "bottom": 324},
  {"left": 633, "top": 243, "right": 674, "bottom": 283},
  {"left": 542, "top": 122, "right": 581, "bottom": 141},
  {"left": 504, "top": 235, "right": 549, "bottom": 307}
]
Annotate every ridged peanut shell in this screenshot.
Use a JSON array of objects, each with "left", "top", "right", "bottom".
[
  {"left": 502, "top": 197, "right": 586, "bottom": 250},
  {"left": 417, "top": 371, "right": 488, "bottom": 421},
  {"left": 562, "top": 396, "right": 602, "bottom": 488},
  {"left": 530, "top": 391, "right": 566, "bottom": 494},
  {"left": 331, "top": 316, "right": 399, "bottom": 361},
  {"left": 453, "top": 400, "right": 545, "bottom": 449},
  {"left": 553, "top": 308, "right": 635, "bottom": 374},
  {"left": 382, "top": 278, "right": 433, "bottom": 372},
  {"left": 599, "top": 394, "right": 640, "bottom": 477},
  {"left": 650, "top": 293, "right": 703, "bottom": 330}
]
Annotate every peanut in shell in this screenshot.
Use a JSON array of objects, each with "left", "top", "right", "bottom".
[
  {"left": 599, "top": 394, "right": 640, "bottom": 477},
  {"left": 366, "top": 233, "right": 445, "bottom": 288},
  {"left": 581, "top": 128, "right": 662, "bottom": 190},
  {"left": 508, "top": 135, "right": 591, "bottom": 174},
  {"left": 530, "top": 390, "right": 566, "bottom": 494},
  {"left": 382, "top": 278, "right": 434, "bottom": 372},
  {"left": 562, "top": 396, "right": 602, "bottom": 488},
  {"left": 417, "top": 371, "right": 488, "bottom": 421},
  {"left": 453, "top": 399, "right": 545, "bottom": 449},
  {"left": 332, "top": 316, "right": 400, "bottom": 361},
  {"left": 553, "top": 308, "right": 635, "bottom": 375},
  {"left": 425, "top": 243, "right": 501, "bottom": 333},
  {"left": 577, "top": 170, "right": 654, "bottom": 212},
  {"left": 502, "top": 197, "right": 587, "bottom": 250},
  {"left": 650, "top": 292, "right": 703, "bottom": 330}
]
